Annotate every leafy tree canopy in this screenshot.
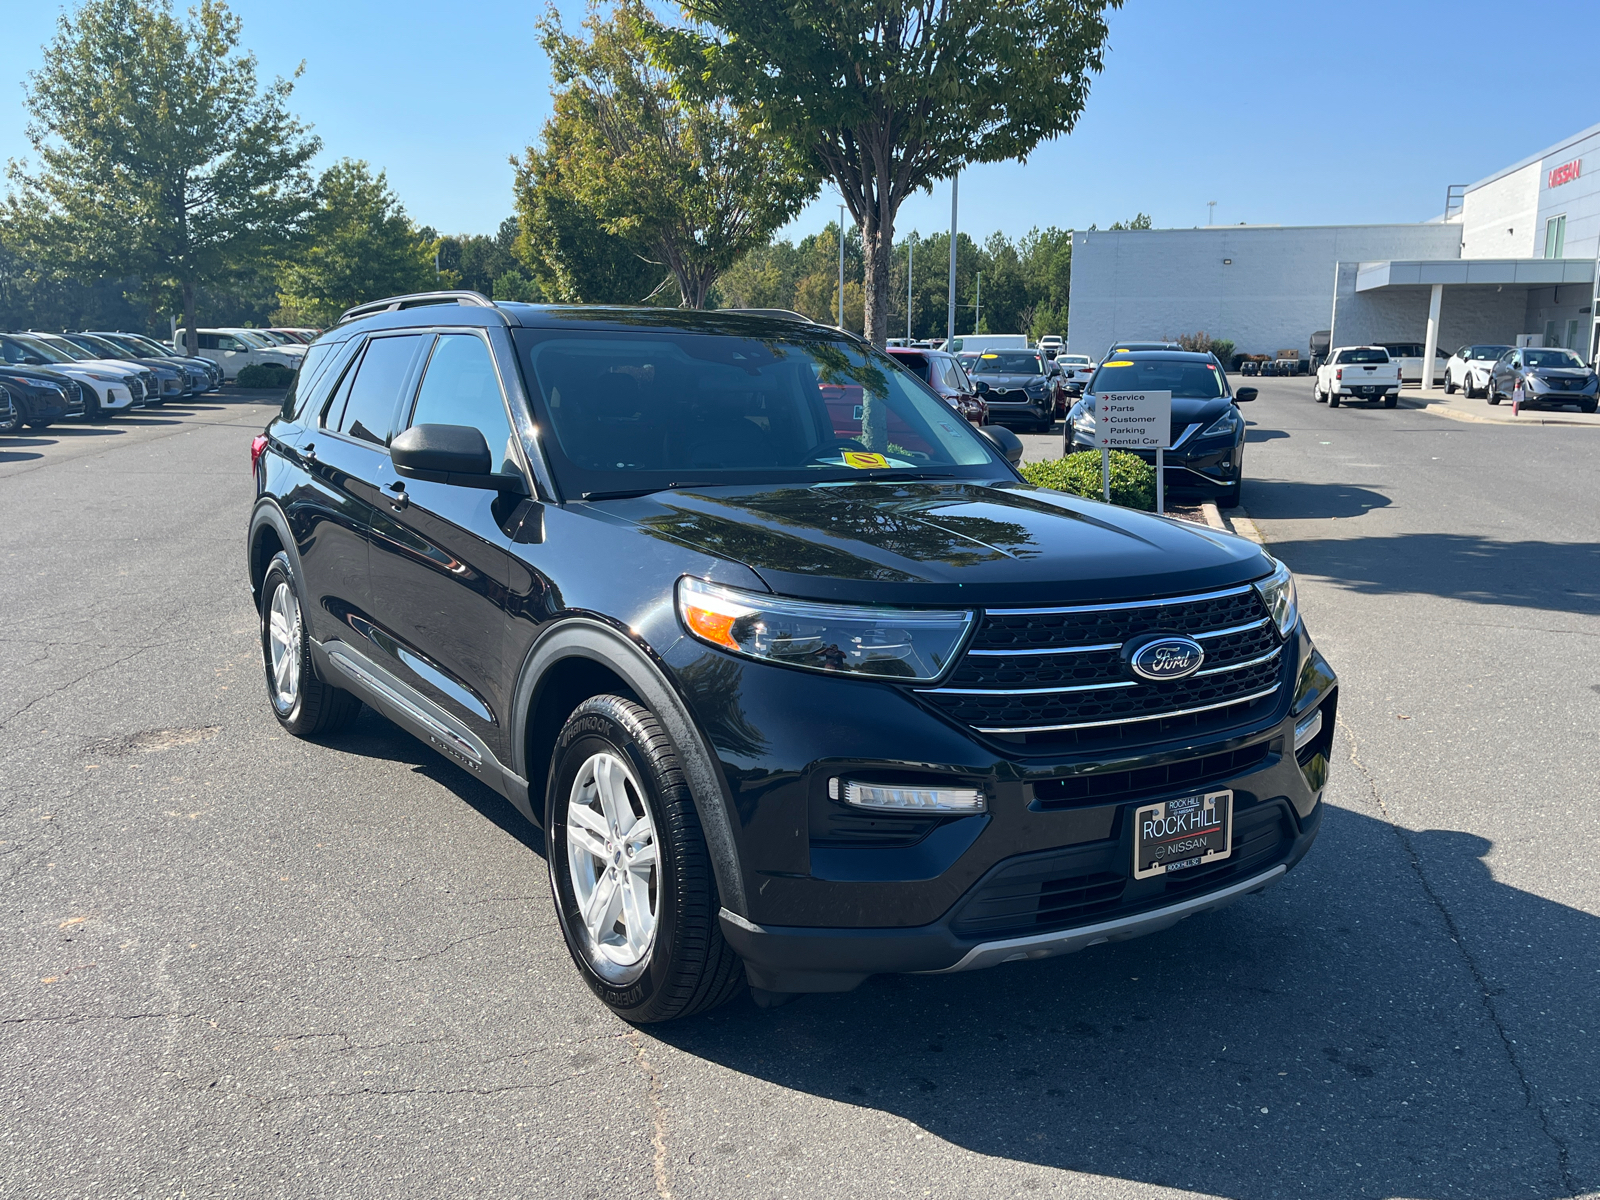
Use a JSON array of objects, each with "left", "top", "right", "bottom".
[
  {"left": 8, "top": 0, "right": 319, "bottom": 351},
  {"left": 275, "top": 159, "right": 436, "bottom": 326},
  {"left": 526, "top": 0, "right": 815, "bottom": 309},
  {"left": 655, "top": 0, "right": 1118, "bottom": 342}
]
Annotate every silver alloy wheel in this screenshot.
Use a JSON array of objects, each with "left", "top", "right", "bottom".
[
  {"left": 566, "top": 751, "right": 659, "bottom": 973},
  {"left": 267, "top": 580, "right": 302, "bottom": 712}
]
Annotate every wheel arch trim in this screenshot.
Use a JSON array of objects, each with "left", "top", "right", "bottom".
[{"left": 510, "top": 617, "right": 749, "bottom": 917}]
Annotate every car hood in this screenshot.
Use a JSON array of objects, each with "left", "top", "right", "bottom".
[
  {"left": 599, "top": 480, "right": 1269, "bottom": 607},
  {"left": 0, "top": 366, "right": 71, "bottom": 387}
]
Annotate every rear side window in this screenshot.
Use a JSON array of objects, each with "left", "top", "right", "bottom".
[
  {"left": 406, "top": 334, "right": 518, "bottom": 473},
  {"left": 330, "top": 334, "right": 425, "bottom": 446},
  {"left": 284, "top": 340, "right": 342, "bottom": 420}
]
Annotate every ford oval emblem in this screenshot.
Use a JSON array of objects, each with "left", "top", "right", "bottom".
[{"left": 1128, "top": 636, "right": 1205, "bottom": 682}]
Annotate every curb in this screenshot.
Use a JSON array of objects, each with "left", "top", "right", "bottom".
[
  {"left": 1217, "top": 505, "right": 1265, "bottom": 545},
  {"left": 1399, "top": 394, "right": 1598, "bottom": 428}
]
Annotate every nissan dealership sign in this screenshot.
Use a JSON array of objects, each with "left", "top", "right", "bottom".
[{"left": 1548, "top": 159, "right": 1582, "bottom": 189}]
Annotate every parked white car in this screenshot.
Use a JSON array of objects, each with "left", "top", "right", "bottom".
[
  {"left": 1057, "top": 352, "right": 1095, "bottom": 394},
  {"left": 1378, "top": 342, "right": 1447, "bottom": 386},
  {"left": 179, "top": 329, "right": 303, "bottom": 381},
  {"left": 947, "top": 334, "right": 1029, "bottom": 354},
  {"left": 1315, "top": 346, "right": 1401, "bottom": 408},
  {"left": 0, "top": 332, "right": 139, "bottom": 419},
  {"left": 1036, "top": 334, "right": 1065, "bottom": 358},
  {"left": 1444, "top": 344, "right": 1513, "bottom": 398}
]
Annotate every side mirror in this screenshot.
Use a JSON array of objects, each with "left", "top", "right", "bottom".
[
  {"left": 1233, "top": 387, "right": 1258, "bottom": 402},
  {"left": 22, "top": 355, "right": 44, "bottom": 365},
  {"left": 973, "top": 380, "right": 990, "bottom": 395},
  {"left": 978, "top": 423, "right": 1024, "bottom": 466},
  {"left": 391, "top": 423, "right": 528, "bottom": 494}
]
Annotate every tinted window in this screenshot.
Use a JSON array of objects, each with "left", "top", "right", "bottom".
[
  {"left": 973, "top": 352, "right": 1043, "bottom": 374},
  {"left": 284, "top": 341, "right": 339, "bottom": 420},
  {"left": 514, "top": 327, "right": 999, "bottom": 496},
  {"left": 1091, "top": 357, "right": 1226, "bottom": 398},
  {"left": 940, "top": 359, "right": 970, "bottom": 391},
  {"left": 408, "top": 334, "right": 518, "bottom": 473},
  {"left": 1468, "top": 345, "right": 1511, "bottom": 360},
  {"left": 333, "top": 335, "right": 424, "bottom": 446},
  {"left": 1336, "top": 349, "right": 1390, "bottom": 364},
  {"left": 1524, "top": 349, "right": 1584, "bottom": 368},
  {"left": 197, "top": 334, "right": 219, "bottom": 350}
]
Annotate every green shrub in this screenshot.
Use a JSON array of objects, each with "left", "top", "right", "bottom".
[
  {"left": 1020, "top": 450, "right": 1156, "bottom": 511},
  {"left": 237, "top": 362, "right": 296, "bottom": 389}
]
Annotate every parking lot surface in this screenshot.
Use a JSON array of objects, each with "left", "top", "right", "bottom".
[{"left": 2, "top": 381, "right": 1596, "bottom": 1198}]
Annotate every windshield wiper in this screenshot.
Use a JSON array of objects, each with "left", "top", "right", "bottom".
[
  {"left": 579, "top": 482, "right": 718, "bottom": 501},
  {"left": 813, "top": 471, "right": 957, "bottom": 484}
]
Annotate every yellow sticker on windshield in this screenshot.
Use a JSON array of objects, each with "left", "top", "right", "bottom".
[
  {"left": 842, "top": 451, "right": 889, "bottom": 469},
  {"left": 1105, "top": 359, "right": 1134, "bottom": 367}
]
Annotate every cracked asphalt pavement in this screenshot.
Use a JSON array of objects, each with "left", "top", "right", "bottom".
[{"left": 2, "top": 382, "right": 1596, "bottom": 1199}]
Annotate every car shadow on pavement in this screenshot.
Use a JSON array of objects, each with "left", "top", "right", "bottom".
[
  {"left": 1266, "top": 533, "right": 1600, "bottom": 616},
  {"left": 1244, "top": 479, "right": 1392, "bottom": 520},
  {"left": 322, "top": 707, "right": 545, "bottom": 856},
  {"left": 651, "top": 805, "right": 1595, "bottom": 1198},
  {"left": 1243, "top": 426, "right": 1289, "bottom": 444},
  {"left": 0, "top": 449, "right": 44, "bottom": 463}
]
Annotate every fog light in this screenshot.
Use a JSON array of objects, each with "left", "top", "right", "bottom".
[
  {"left": 1293, "top": 708, "right": 1323, "bottom": 753},
  {"left": 834, "top": 779, "right": 985, "bottom": 813}
]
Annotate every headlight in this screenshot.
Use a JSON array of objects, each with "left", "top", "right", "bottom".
[
  {"left": 1200, "top": 408, "right": 1242, "bottom": 438},
  {"left": 1252, "top": 559, "right": 1298, "bottom": 637},
  {"left": 676, "top": 577, "right": 974, "bottom": 681}
]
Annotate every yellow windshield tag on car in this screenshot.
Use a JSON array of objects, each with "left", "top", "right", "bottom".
[
  {"left": 981, "top": 353, "right": 999, "bottom": 359},
  {"left": 1105, "top": 359, "right": 1134, "bottom": 367},
  {"left": 842, "top": 451, "right": 889, "bottom": 469}
]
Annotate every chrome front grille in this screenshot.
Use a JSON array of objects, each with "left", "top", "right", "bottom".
[{"left": 918, "top": 584, "right": 1284, "bottom": 737}]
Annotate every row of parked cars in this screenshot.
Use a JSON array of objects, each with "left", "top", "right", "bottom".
[{"left": 0, "top": 326, "right": 318, "bottom": 434}]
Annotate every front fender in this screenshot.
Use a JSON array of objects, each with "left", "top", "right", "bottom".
[{"left": 510, "top": 617, "right": 749, "bottom": 918}]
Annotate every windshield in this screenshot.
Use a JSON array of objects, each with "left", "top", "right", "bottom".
[
  {"left": 226, "top": 330, "right": 272, "bottom": 348},
  {"left": 971, "top": 351, "right": 1043, "bottom": 375},
  {"left": 1089, "top": 357, "right": 1227, "bottom": 399},
  {"left": 92, "top": 334, "right": 149, "bottom": 357},
  {"left": 1381, "top": 344, "right": 1421, "bottom": 358},
  {"left": 7, "top": 335, "right": 75, "bottom": 364},
  {"left": 117, "top": 333, "right": 174, "bottom": 355},
  {"left": 30, "top": 335, "right": 94, "bottom": 361},
  {"left": 1467, "top": 345, "right": 1511, "bottom": 360},
  {"left": 1336, "top": 348, "right": 1390, "bottom": 364},
  {"left": 1525, "top": 349, "right": 1585, "bottom": 368},
  {"left": 513, "top": 326, "right": 1004, "bottom": 497}
]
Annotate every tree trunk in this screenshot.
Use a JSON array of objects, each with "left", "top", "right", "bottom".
[
  {"left": 181, "top": 280, "right": 198, "bottom": 357},
  {"left": 861, "top": 204, "right": 894, "bottom": 349}
]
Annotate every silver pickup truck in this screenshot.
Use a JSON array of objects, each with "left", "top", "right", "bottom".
[{"left": 1315, "top": 346, "right": 1401, "bottom": 408}]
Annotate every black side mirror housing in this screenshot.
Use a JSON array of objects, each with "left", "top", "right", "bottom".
[
  {"left": 973, "top": 379, "right": 990, "bottom": 395},
  {"left": 391, "top": 423, "right": 528, "bottom": 494},
  {"left": 1233, "top": 387, "right": 1258, "bottom": 402},
  {"left": 978, "top": 423, "right": 1024, "bottom": 466}
]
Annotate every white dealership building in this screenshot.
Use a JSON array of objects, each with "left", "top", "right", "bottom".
[{"left": 1067, "top": 120, "right": 1600, "bottom": 366}]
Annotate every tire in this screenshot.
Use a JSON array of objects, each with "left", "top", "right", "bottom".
[
  {"left": 546, "top": 695, "right": 744, "bottom": 1023},
  {"left": 25, "top": 417, "right": 54, "bottom": 429},
  {"left": 1581, "top": 401, "right": 1597, "bottom": 414},
  {"left": 1487, "top": 382, "right": 1501, "bottom": 406},
  {"left": 258, "top": 551, "right": 362, "bottom": 737},
  {"left": 0, "top": 396, "right": 21, "bottom": 436},
  {"left": 1383, "top": 394, "right": 1398, "bottom": 409},
  {"left": 1444, "top": 374, "right": 1456, "bottom": 395},
  {"left": 1314, "top": 386, "right": 1327, "bottom": 403},
  {"left": 1327, "top": 392, "right": 1340, "bottom": 408}
]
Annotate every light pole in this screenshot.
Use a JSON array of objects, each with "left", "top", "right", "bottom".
[
  {"left": 906, "top": 235, "right": 914, "bottom": 343},
  {"left": 946, "top": 173, "right": 959, "bottom": 348},
  {"left": 974, "top": 271, "right": 981, "bottom": 335},
  {"left": 1207, "top": 200, "right": 1216, "bottom": 226},
  {"left": 837, "top": 204, "right": 846, "bottom": 329}
]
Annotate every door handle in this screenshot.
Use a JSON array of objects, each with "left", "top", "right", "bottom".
[
  {"left": 302, "top": 441, "right": 316, "bottom": 463},
  {"left": 388, "top": 481, "right": 408, "bottom": 512}
]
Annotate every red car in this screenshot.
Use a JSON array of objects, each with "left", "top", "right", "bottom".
[{"left": 887, "top": 347, "right": 988, "bottom": 425}]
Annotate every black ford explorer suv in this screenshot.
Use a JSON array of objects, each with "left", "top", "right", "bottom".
[{"left": 248, "top": 292, "right": 1336, "bottom": 1023}]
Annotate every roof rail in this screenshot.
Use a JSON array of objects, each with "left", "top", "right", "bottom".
[
  {"left": 724, "top": 308, "right": 813, "bottom": 323},
  {"left": 337, "top": 290, "right": 496, "bottom": 325}
]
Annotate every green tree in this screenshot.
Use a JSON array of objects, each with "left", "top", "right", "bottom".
[
  {"left": 9, "top": 0, "right": 319, "bottom": 353},
  {"left": 657, "top": 0, "right": 1118, "bottom": 345},
  {"left": 275, "top": 159, "right": 436, "bottom": 326},
  {"left": 530, "top": 0, "right": 813, "bottom": 308}
]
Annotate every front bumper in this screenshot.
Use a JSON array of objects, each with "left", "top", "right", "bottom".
[
  {"left": 671, "top": 624, "right": 1337, "bottom": 993},
  {"left": 984, "top": 396, "right": 1053, "bottom": 424}
]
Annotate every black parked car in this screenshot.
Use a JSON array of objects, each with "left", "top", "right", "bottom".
[
  {"left": 0, "top": 383, "right": 18, "bottom": 435},
  {"left": 966, "top": 349, "right": 1057, "bottom": 431},
  {"left": 0, "top": 364, "right": 82, "bottom": 428},
  {"left": 1486, "top": 346, "right": 1598, "bottom": 412},
  {"left": 1065, "top": 351, "right": 1256, "bottom": 507},
  {"left": 249, "top": 293, "right": 1335, "bottom": 1022}
]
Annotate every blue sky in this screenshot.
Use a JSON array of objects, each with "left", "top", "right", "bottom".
[{"left": 5, "top": 0, "right": 1598, "bottom": 246}]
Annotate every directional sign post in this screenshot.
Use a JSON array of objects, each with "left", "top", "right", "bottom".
[{"left": 1096, "top": 390, "right": 1173, "bottom": 514}]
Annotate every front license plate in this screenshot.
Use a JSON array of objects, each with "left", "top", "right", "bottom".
[{"left": 1133, "top": 790, "right": 1233, "bottom": 880}]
